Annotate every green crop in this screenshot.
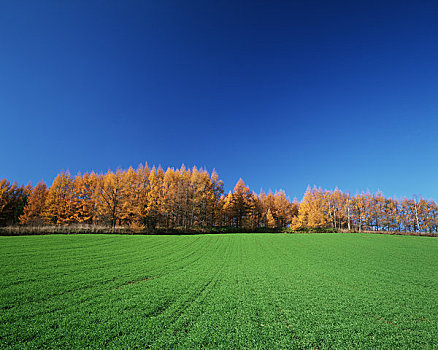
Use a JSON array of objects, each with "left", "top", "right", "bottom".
[{"left": 0, "top": 233, "right": 437, "bottom": 349}]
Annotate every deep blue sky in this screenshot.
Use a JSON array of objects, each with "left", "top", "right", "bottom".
[{"left": 1, "top": 1, "right": 438, "bottom": 200}]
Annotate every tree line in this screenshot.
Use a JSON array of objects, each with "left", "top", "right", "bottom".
[
  {"left": 0, "top": 164, "right": 437, "bottom": 233},
  {"left": 1, "top": 165, "right": 297, "bottom": 231},
  {"left": 293, "top": 187, "right": 438, "bottom": 233}
]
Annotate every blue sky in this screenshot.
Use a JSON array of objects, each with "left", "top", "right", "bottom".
[{"left": 1, "top": 1, "right": 437, "bottom": 200}]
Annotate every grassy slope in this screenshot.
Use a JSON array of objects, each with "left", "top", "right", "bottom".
[{"left": 0, "top": 233, "right": 436, "bottom": 349}]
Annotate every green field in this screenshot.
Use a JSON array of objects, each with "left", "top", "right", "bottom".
[{"left": 0, "top": 234, "right": 437, "bottom": 349}]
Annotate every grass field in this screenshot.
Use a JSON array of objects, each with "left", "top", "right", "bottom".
[{"left": 0, "top": 233, "right": 437, "bottom": 349}]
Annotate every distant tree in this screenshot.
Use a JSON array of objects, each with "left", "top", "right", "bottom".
[
  {"left": 247, "top": 192, "right": 263, "bottom": 229},
  {"left": 43, "top": 171, "right": 77, "bottom": 225},
  {"left": 293, "top": 186, "right": 326, "bottom": 229},
  {"left": 95, "top": 170, "right": 126, "bottom": 229},
  {"left": 19, "top": 182, "right": 48, "bottom": 225},
  {"left": 266, "top": 209, "right": 276, "bottom": 228},
  {"left": 73, "top": 172, "right": 98, "bottom": 224},
  {"left": 0, "top": 178, "right": 29, "bottom": 226},
  {"left": 226, "top": 179, "right": 252, "bottom": 228},
  {"left": 146, "top": 166, "right": 164, "bottom": 229},
  {"left": 131, "top": 164, "right": 151, "bottom": 228},
  {"left": 211, "top": 169, "right": 224, "bottom": 226},
  {"left": 273, "top": 190, "right": 294, "bottom": 228}
]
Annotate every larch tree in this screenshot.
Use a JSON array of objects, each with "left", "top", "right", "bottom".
[
  {"left": 247, "top": 192, "right": 263, "bottom": 229},
  {"left": 293, "top": 186, "right": 327, "bottom": 229},
  {"left": 266, "top": 208, "right": 276, "bottom": 228},
  {"left": 19, "top": 182, "right": 48, "bottom": 225},
  {"left": 119, "top": 167, "right": 139, "bottom": 226},
  {"left": 43, "top": 171, "right": 77, "bottom": 225},
  {"left": 226, "top": 179, "right": 252, "bottom": 228},
  {"left": 222, "top": 191, "right": 234, "bottom": 227},
  {"left": 196, "top": 169, "right": 217, "bottom": 227},
  {"left": 146, "top": 166, "right": 165, "bottom": 229},
  {"left": 162, "top": 167, "right": 181, "bottom": 228},
  {"left": 131, "top": 164, "right": 151, "bottom": 228},
  {"left": 211, "top": 169, "right": 224, "bottom": 226},
  {"left": 273, "top": 190, "right": 293, "bottom": 228},
  {"left": 174, "top": 165, "right": 192, "bottom": 228},
  {"left": 73, "top": 172, "right": 98, "bottom": 224},
  {"left": 0, "top": 179, "right": 29, "bottom": 226},
  {"left": 95, "top": 170, "right": 126, "bottom": 229}
]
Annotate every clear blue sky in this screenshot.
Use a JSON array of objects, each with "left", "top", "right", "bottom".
[{"left": 1, "top": 1, "right": 438, "bottom": 200}]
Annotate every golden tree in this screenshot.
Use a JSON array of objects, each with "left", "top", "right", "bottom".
[
  {"left": 210, "top": 169, "right": 224, "bottom": 226},
  {"left": 266, "top": 208, "right": 276, "bottom": 228},
  {"left": 225, "top": 179, "right": 252, "bottom": 228},
  {"left": 162, "top": 167, "right": 178, "bottom": 227},
  {"left": 247, "top": 192, "right": 263, "bottom": 229},
  {"left": 43, "top": 171, "right": 77, "bottom": 225},
  {"left": 95, "top": 170, "right": 126, "bottom": 229},
  {"left": 132, "top": 164, "right": 151, "bottom": 228},
  {"left": 0, "top": 178, "right": 29, "bottom": 226},
  {"left": 73, "top": 172, "right": 98, "bottom": 224},
  {"left": 294, "top": 186, "right": 327, "bottom": 229},
  {"left": 146, "top": 166, "right": 165, "bottom": 228},
  {"left": 273, "top": 190, "right": 295, "bottom": 228},
  {"left": 19, "top": 182, "right": 48, "bottom": 225}
]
